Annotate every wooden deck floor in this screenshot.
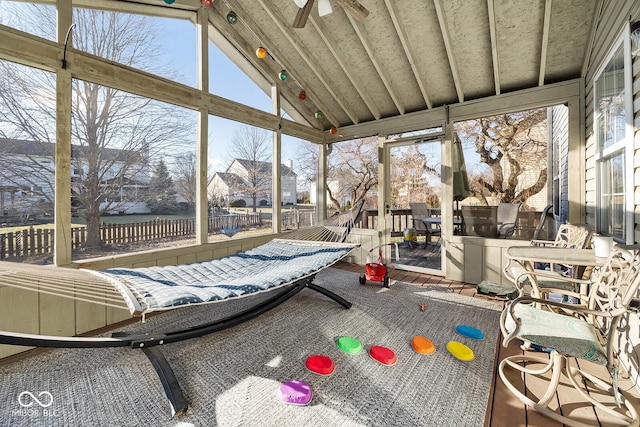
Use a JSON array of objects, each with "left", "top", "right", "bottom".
[{"left": 333, "top": 261, "right": 640, "bottom": 427}]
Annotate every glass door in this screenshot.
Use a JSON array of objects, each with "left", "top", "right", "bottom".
[{"left": 386, "top": 137, "right": 443, "bottom": 274}]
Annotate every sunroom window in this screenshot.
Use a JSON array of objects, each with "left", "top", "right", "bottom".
[{"left": 594, "top": 40, "right": 631, "bottom": 243}]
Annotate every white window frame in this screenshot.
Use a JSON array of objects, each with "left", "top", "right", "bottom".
[{"left": 593, "top": 24, "right": 634, "bottom": 244}]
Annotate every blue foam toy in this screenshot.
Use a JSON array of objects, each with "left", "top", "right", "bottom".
[{"left": 455, "top": 325, "right": 484, "bottom": 340}]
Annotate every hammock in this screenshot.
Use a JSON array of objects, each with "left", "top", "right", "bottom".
[{"left": 0, "top": 200, "right": 364, "bottom": 416}]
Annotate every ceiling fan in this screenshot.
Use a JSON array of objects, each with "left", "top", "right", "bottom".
[{"left": 293, "top": 0, "right": 369, "bottom": 28}]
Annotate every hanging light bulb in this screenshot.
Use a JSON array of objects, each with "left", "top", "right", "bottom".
[
  {"left": 279, "top": 70, "right": 288, "bottom": 81},
  {"left": 314, "top": 111, "right": 324, "bottom": 120},
  {"left": 298, "top": 90, "right": 306, "bottom": 100},
  {"left": 226, "top": 11, "right": 238, "bottom": 24},
  {"left": 200, "top": 0, "right": 214, "bottom": 8},
  {"left": 164, "top": 0, "right": 175, "bottom": 4},
  {"left": 256, "top": 47, "right": 267, "bottom": 59},
  {"left": 330, "top": 127, "right": 337, "bottom": 135}
]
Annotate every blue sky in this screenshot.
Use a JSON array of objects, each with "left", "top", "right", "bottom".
[{"left": 158, "top": 16, "right": 303, "bottom": 174}]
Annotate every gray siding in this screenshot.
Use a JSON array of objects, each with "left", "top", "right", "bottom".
[
  {"left": 584, "top": 0, "right": 640, "bottom": 240},
  {"left": 551, "top": 104, "right": 570, "bottom": 224}
]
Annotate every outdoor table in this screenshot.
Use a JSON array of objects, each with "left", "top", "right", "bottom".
[{"left": 421, "top": 217, "right": 462, "bottom": 237}]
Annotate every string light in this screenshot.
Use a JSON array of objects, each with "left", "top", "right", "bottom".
[
  {"left": 330, "top": 127, "right": 337, "bottom": 134},
  {"left": 164, "top": 0, "right": 175, "bottom": 4},
  {"left": 201, "top": 0, "right": 213, "bottom": 8},
  {"left": 216, "top": 0, "right": 312, "bottom": 117},
  {"left": 314, "top": 111, "right": 324, "bottom": 120},
  {"left": 226, "top": 11, "right": 238, "bottom": 24},
  {"left": 256, "top": 47, "right": 268, "bottom": 59}
]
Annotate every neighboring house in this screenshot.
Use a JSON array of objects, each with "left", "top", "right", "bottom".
[
  {"left": 209, "top": 159, "right": 297, "bottom": 207},
  {"left": 0, "top": 138, "right": 150, "bottom": 216}
]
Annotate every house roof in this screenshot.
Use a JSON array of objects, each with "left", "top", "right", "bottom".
[
  {"left": 212, "top": 171, "right": 246, "bottom": 187},
  {"left": 0, "top": 138, "right": 140, "bottom": 162},
  {"left": 232, "top": 159, "right": 297, "bottom": 177}
]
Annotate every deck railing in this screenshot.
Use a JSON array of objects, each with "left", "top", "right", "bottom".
[
  {"left": 361, "top": 208, "right": 546, "bottom": 240},
  {"left": 0, "top": 208, "right": 547, "bottom": 260}
]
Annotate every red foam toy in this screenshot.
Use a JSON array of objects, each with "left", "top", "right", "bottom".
[
  {"left": 305, "top": 355, "right": 335, "bottom": 375},
  {"left": 369, "top": 345, "right": 397, "bottom": 365}
]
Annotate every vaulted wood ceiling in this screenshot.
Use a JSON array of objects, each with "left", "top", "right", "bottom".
[
  {"left": 199, "top": 0, "right": 598, "bottom": 132},
  {"left": 84, "top": 0, "right": 599, "bottom": 137}
]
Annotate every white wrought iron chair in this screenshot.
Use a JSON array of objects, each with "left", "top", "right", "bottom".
[
  {"left": 504, "top": 223, "right": 592, "bottom": 303},
  {"left": 499, "top": 245, "right": 640, "bottom": 426}
]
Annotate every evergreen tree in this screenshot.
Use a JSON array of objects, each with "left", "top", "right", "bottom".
[{"left": 146, "top": 160, "right": 176, "bottom": 213}]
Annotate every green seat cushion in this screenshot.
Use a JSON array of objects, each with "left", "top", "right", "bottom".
[
  {"left": 477, "top": 281, "right": 518, "bottom": 299},
  {"left": 509, "top": 265, "right": 576, "bottom": 291},
  {"left": 504, "top": 304, "right": 607, "bottom": 365}
]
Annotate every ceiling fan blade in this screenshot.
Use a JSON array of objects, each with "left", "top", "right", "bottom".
[
  {"left": 293, "top": 0, "right": 308, "bottom": 8},
  {"left": 292, "top": 0, "right": 314, "bottom": 28},
  {"left": 334, "top": 0, "right": 369, "bottom": 21},
  {"left": 318, "top": 0, "right": 333, "bottom": 17}
]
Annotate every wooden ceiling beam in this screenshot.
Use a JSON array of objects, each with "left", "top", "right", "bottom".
[
  {"left": 346, "top": 14, "right": 405, "bottom": 115},
  {"left": 487, "top": 0, "right": 501, "bottom": 95},
  {"left": 538, "top": 0, "right": 552, "bottom": 86},
  {"left": 384, "top": 0, "right": 433, "bottom": 109},
  {"left": 210, "top": 0, "right": 321, "bottom": 128},
  {"left": 308, "top": 15, "right": 381, "bottom": 120},
  {"left": 254, "top": 0, "right": 358, "bottom": 126},
  {"left": 334, "top": 0, "right": 369, "bottom": 22},
  {"left": 433, "top": 0, "right": 464, "bottom": 103}
]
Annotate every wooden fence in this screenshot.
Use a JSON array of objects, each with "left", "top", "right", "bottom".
[{"left": 0, "top": 213, "right": 261, "bottom": 260}]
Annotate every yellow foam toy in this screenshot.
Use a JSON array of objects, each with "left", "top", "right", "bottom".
[{"left": 446, "top": 341, "right": 474, "bottom": 361}]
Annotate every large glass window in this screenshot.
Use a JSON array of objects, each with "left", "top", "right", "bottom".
[
  {"left": 454, "top": 108, "right": 549, "bottom": 240},
  {"left": 0, "top": 2, "right": 57, "bottom": 42},
  {"left": 74, "top": 8, "right": 196, "bottom": 88},
  {"left": 207, "top": 116, "right": 273, "bottom": 240},
  {"left": 0, "top": 60, "right": 56, "bottom": 263},
  {"left": 71, "top": 80, "right": 197, "bottom": 259},
  {"left": 594, "top": 41, "right": 630, "bottom": 242}
]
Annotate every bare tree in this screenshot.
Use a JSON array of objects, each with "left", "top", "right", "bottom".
[
  {"left": 326, "top": 137, "right": 378, "bottom": 211},
  {"left": 0, "top": 5, "right": 192, "bottom": 247},
  {"left": 173, "top": 153, "right": 196, "bottom": 212},
  {"left": 295, "top": 137, "right": 377, "bottom": 212},
  {"left": 228, "top": 126, "right": 272, "bottom": 212},
  {"left": 456, "top": 109, "right": 547, "bottom": 205},
  {"left": 389, "top": 144, "right": 441, "bottom": 207}
]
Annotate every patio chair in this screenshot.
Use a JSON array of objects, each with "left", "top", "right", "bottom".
[
  {"left": 410, "top": 202, "right": 440, "bottom": 245},
  {"left": 496, "top": 202, "right": 521, "bottom": 238},
  {"left": 460, "top": 205, "right": 498, "bottom": 237},
  {"left": 505, "top": 223, "right": 592, "bottom": 303},
  {"left": 499, "top": 245, "right": 640, "bottom": 426},
  {"left": 530, "top": 204, "right": 554, "bottom": 241}
]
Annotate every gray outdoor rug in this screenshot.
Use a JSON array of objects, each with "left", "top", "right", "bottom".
[{"left": 0, "top": 268, "right": 502, "bottom": 426}]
